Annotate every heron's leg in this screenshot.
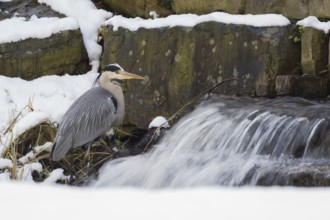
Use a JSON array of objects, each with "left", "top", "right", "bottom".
[{"left": 83, "top": 143, "right": 92, "bottom": 168}]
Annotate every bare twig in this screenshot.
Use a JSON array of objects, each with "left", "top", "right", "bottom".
[
  {"left": 3, "top": 105, "right": 28, "bottom": 135},
  {"left": 143, "top": 78, "right": 237, "bottom": 151}
]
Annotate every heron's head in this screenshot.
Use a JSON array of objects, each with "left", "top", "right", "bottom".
[{"left": 103, "top": 64, "right": 145, "bottom": 82}]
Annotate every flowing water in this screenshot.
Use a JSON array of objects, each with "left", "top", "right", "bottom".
[{"left": 94, "top": 96, "right": 330, "bottom": 188}]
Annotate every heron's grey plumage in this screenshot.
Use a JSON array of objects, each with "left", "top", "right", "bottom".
[
  {"left": 51, "top": 64, "right": 144, "bottom": 161},
  {"left": 51, "top": 88, "right": 119, "bottom": 161}
]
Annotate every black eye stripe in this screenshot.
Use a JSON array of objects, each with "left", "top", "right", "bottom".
[{"left": 104, "top": 65, "right": 121, "bottom": 72}]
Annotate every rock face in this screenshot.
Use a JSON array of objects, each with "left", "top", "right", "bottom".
[
  {"left": 104, "top": 0, "right": 330, "bottom": 19},
  {"left": 0, "top": 0, "right": 89, "bottom": 79},
  {"left": 102, "top": 0, "right": 172, "bottom": 18},
  {"left": 0, "top": 0, "right": 64, "bottom": 20},
  {"left": 293, "top": 75, "right": 327, "bottom": 99},
  {"left": 245, "top": 0, "right": 308, "bottom": 20},
  {"left": 101, "top": 23, "right": 300, "bottom": 129},
  {"left": 171, "top": 0, "right": 245, "bottom": 14},
  {"left": 0, "top": 29, "right": 89, "bottom": 80},
  {"left": 301, "top": 27, "right": 328, "bottom": 76}
]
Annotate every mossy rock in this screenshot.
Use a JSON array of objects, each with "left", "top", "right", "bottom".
[
  {"left": 0, "top": 29, "right": 89, "bottom": 80},
  {"left": 101, "top": 22, "right": 300, "bottom": 129},
  {"left": 102, "top": 0, "right": 172, "bottom": 18},
  {"left": 172, "top": 0, "right": 245, "bottom": 14},
  {"left": 245, "top": 0, "right": 330, "bottom": 20},
  {"left": 301, "top": 27, "right": 328, "bottom": 76}
]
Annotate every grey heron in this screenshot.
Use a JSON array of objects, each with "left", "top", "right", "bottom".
[{"left": 51, "top": 64, "right": 145, "bottom": 161}]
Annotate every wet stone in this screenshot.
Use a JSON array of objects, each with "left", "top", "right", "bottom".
[
  {"left": 293, "top": 75, "right": 328, "bottom": 99},
  {"left": 301, "top": 27, "right": 328, "bottom": 76},
  {"left": 275, "top": 75, "right": 297, "bottom": 96},
  {"left": 0, "top": 0, "right": 64, "bottom": 21}
]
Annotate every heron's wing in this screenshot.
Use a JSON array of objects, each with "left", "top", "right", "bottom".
[{"left": 52, "top": 88, "right": 117, "bottom": 160}]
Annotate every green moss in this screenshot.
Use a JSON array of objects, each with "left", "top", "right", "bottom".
[
  {"left": 288, "top": 26, "right": 304, "bottom": 43},
  {"left": 0, "top": 29, "right": 88, "bottom": 80},
  {"left": 170, "top": 31, "right": 196, "bottom": 105},
  {"left": 157, "top": 0, "right": 172, "bottom": 10}
]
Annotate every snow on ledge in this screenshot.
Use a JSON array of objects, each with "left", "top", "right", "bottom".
[
  {"left": 149, "top": 116, "right": 170, "bottom": 129},
  {"left": 38, "top": 0, "right": 112, "bottom": 72},
  {"left": 104, "top": 12, "right": 291, "bottom": 31},
  {"left": 0, "top": 15, "right": 79, "bottom": 44},
  {"left": 297, "top": 16, "right": 330, "bottom": 33}
]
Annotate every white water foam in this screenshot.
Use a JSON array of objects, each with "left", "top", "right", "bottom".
[{"left": 94, "top": 97, "right": 330, "bottom": 188}]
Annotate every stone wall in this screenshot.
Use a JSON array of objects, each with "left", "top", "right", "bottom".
[
  {"left": 0, "top": 0, "right": 89, "bottom": 79},
  {"left": 0, "top": 0, "right": 329, "bottom": 130},
  {"left": 102, "top": 0, "right": 172, "bottom": 18},
  {"left": 102, "top": 0, "right": 330, "bottom": 102},
  {"left": 245, "top": 0, "right": 330, "bottom": 20},
  {"left": 104, "top": 0, "right": 330, "bottom": 19},
  {"left": 0, "top": 30, "right": 89, "bottom": 80},
  {"left": 100, "top": 23, "right": 301, "bottom": 128}
]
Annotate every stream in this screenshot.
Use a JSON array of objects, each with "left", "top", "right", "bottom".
[{"left": 93, "top": 96, "right": 330, "bottom": 188}]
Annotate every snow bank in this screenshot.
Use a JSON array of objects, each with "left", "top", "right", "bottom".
[
  {"left": 297, "top": 16, "right": 330, "bottom": 33},
  {"left": 0, "top": 73, "right": 97, "bottom": 133},
  {"left": 0, "top": 16, "right": 78, "bottom": 44},
  {"left": 0, "top": 72, "right": 97, "bottom": 181},
  {"left": 12, "top": 112, "right": 49, "bottom": 139},
  {"left": 0, "top": 173, "right": 10, "bottom": 181},
  {"left": 104, "top": 12, "right": 291, "bottom": 31},
  {"left": 1, "top": 183, "right": 330, "bottom": 220},
  {"left": 38, "top": 0, "right": 112, "bottom": 72}
]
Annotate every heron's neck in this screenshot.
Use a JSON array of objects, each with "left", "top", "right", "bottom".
[{"left": 99, "top": 73, "right": 125, "bottom": 124}]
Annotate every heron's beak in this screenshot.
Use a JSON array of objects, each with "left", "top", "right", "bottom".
[{"left": 118, "top": 70, "right": 145, "bottom": 80}]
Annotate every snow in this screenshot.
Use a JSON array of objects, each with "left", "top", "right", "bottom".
[
  {"left": 149, "top": 11, "right": 159, "bottom": 19},
  {"left": 148, "top": 116, "right": 170, "bottom": 129},
  {"left": 18, "top": 162, "right": 43, "bottom": 182},
  {"left": 0, "top": 73, "right": 97, "bottom": 133},
  {"left": 297, "top": 16, "right": 330, "bottom": 33},
  {"left": 0, "top": 2, "right": 329, "bottom": 213},
  {"left": 0, "top": 73, "right": 97, "bottom": 161},
  {"left": 104, "top": 12, "right": 291, "bottom": 31},
  {"left": 0, "top": 183, "right": 329, "bottom": 220},
  {"left": 12, "top": 112, "right": 49, "bottom": 139},
  {"left": 0, "top": 172, "right": 10, "bottom": 181},
  {"left": 0, "top": 0, "right": 112, "bottom": 72},
  {"left": 43, "top": 168, "right": 69, "bottom": 184},
  {"left": 18, "top": 142, "right": 52, "bottom": 164},
  {"left": 0, "top": 158, "right": 13, "bottom": 169},
  {"left": 37, "top": 0, "right": 112, "bottom": 72},
  {"left": 0, "top": 16, "right": 78, "bottom": 44}
]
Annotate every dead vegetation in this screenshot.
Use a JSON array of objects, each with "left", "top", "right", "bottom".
[{"left": 1, "top": 113, "right": 150, "bottom": 185}]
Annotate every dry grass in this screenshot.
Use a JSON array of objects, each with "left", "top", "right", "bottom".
[{"left": 1, "top": 120, "right": 123, "bottom": 185}]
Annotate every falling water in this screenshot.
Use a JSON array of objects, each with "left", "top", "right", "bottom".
[{"left": 94, "top": 96, "right": 330, "bottom": 188}]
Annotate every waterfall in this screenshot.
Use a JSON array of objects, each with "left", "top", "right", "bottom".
[{"left": 94, "top": 96, "right": 330, "bottom": 188}]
